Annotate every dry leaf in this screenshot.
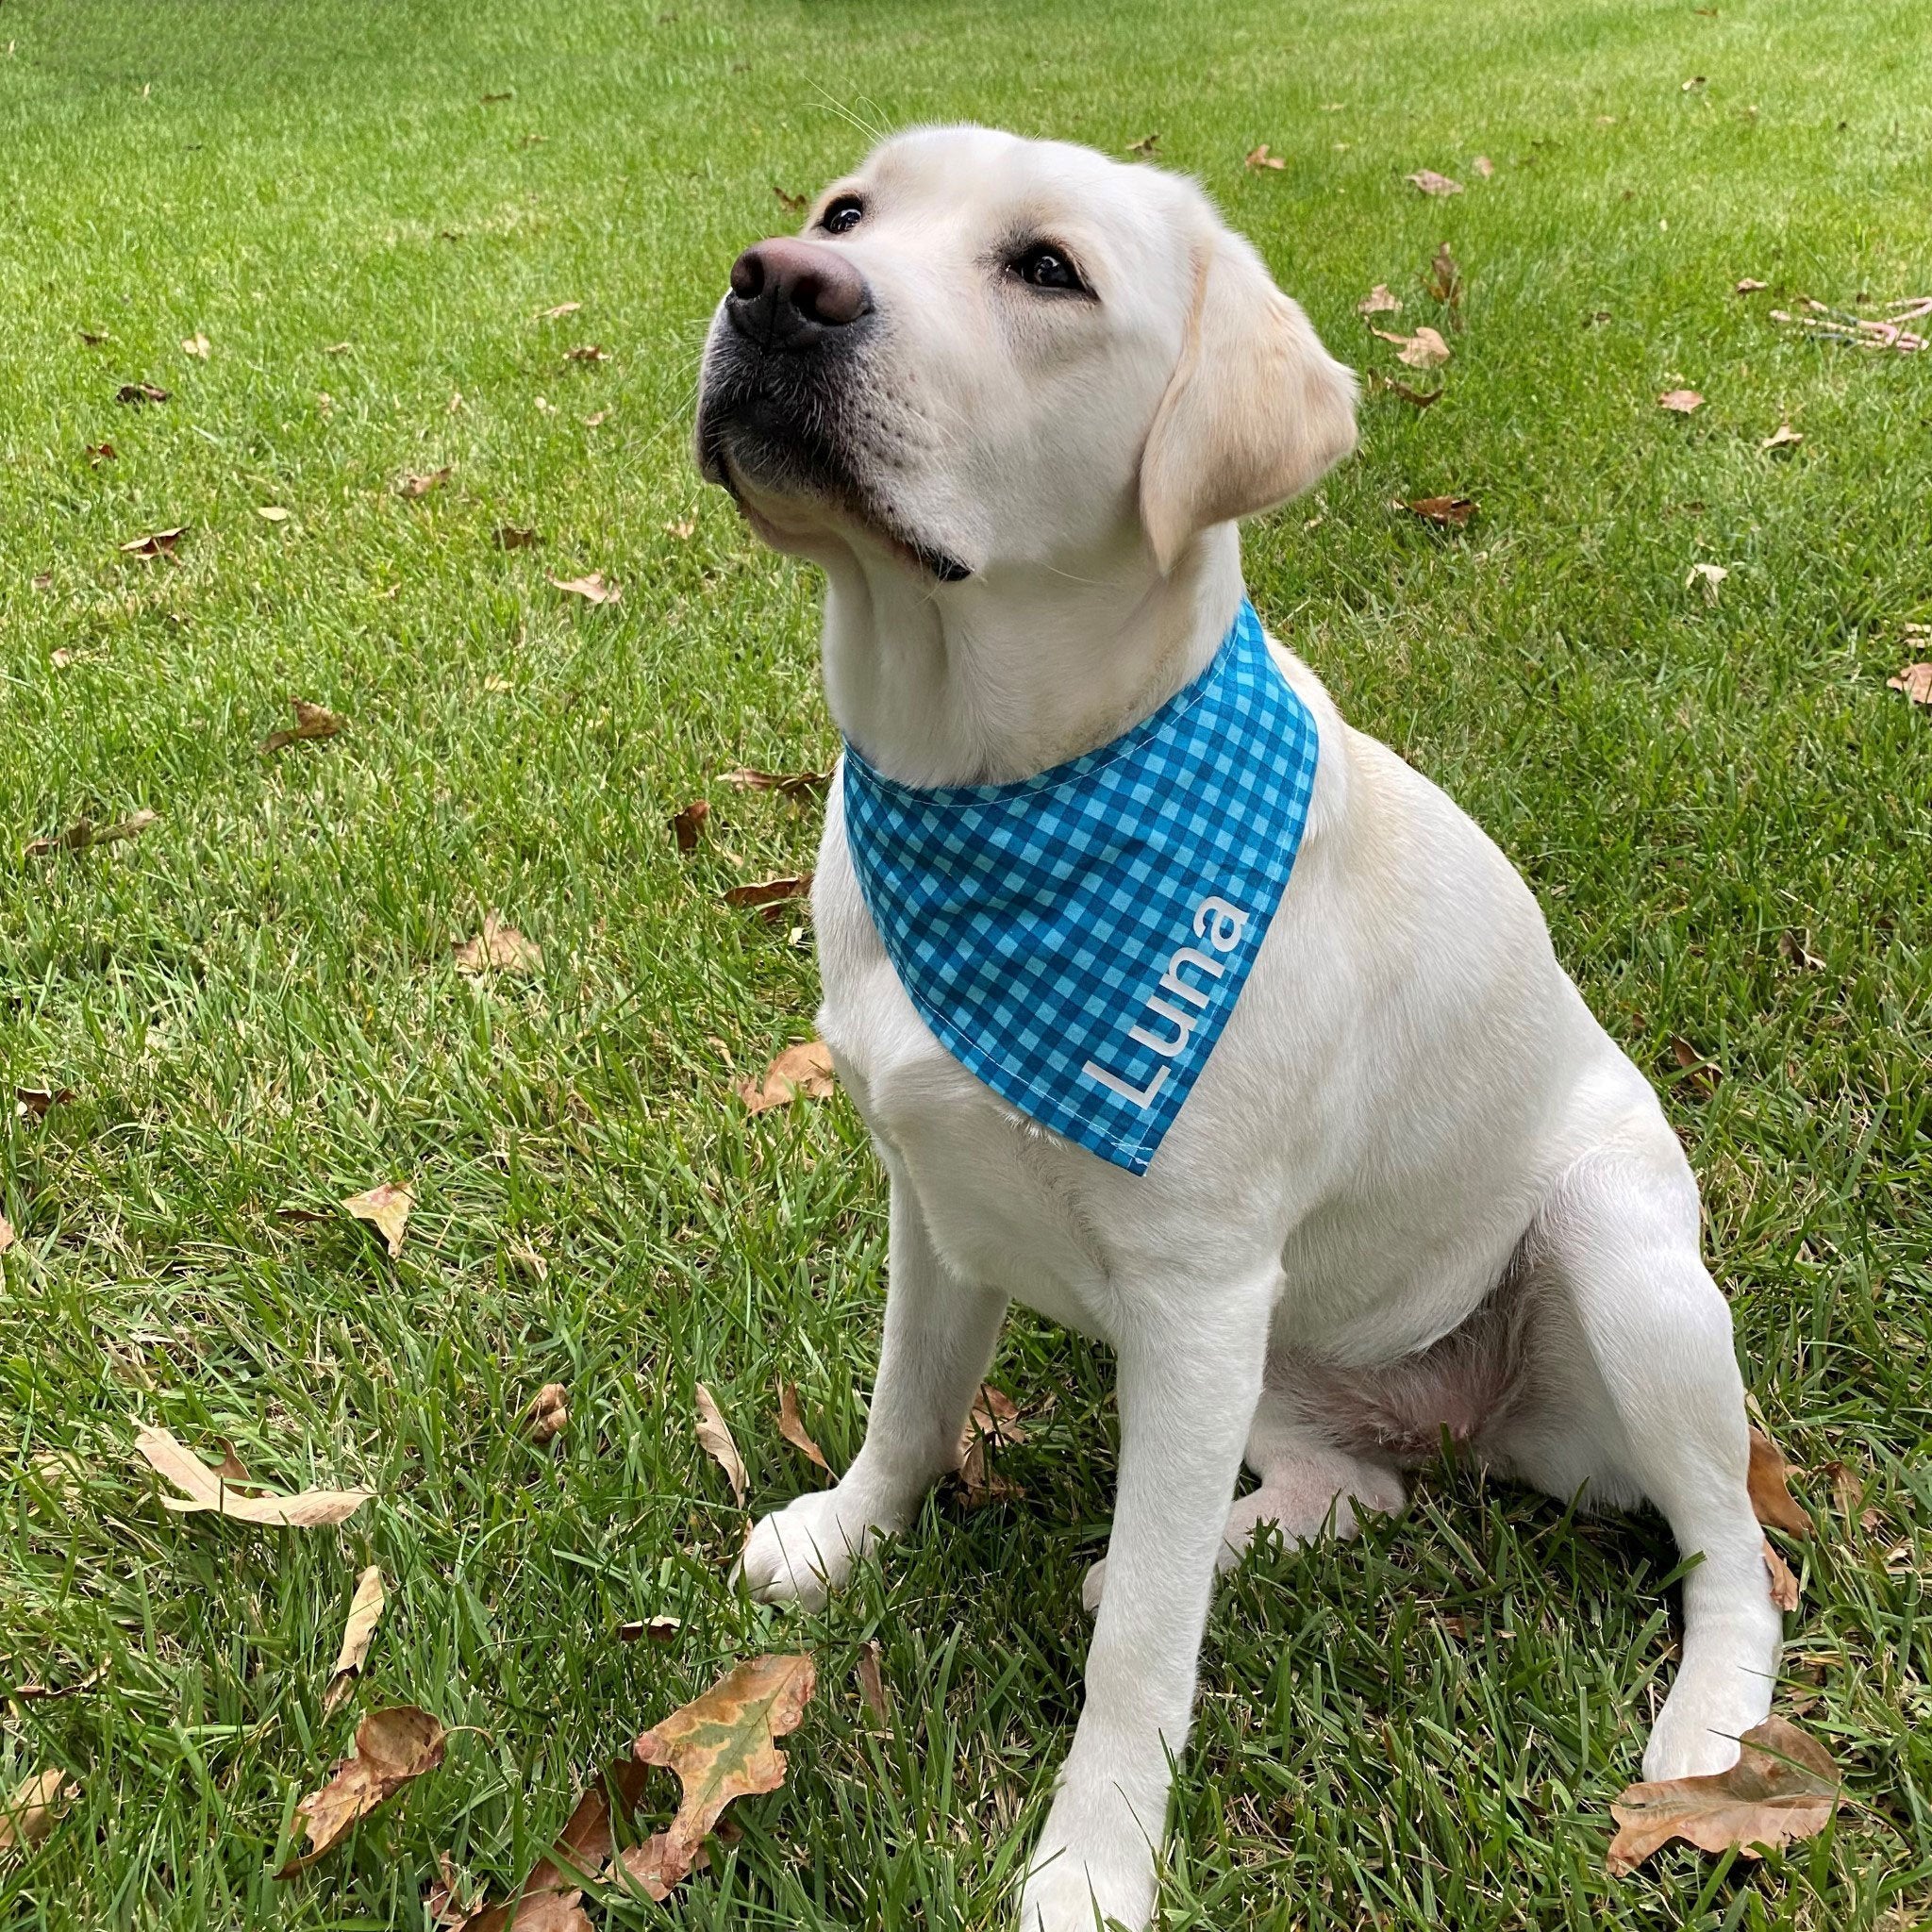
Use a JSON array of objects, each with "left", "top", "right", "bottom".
[
  {"left": 115, "top": 381, "right": 169, "bottom": 404},
  {"left": 564, "top": 343, "right": 607, "bottom": 363},
  {"left": 776, "top": 1384, "right": 830, "bottom": 1471},
  {"left": 1402, "top": 495, "right": 1476, "bottom": 528},
  {"left": 1370, "top": 375, "right": 1443, "bottom": 408},
  {"left": 453, "top": 911, "right": 542, "bottom": 976},
  {"left": 24, "top": 810, "right": 157, "bottom": 858},
  {"left": 1357, "top": 284, "right": 1402, "bottom": 315},
  {"left": 1126, "top": 133, "right": 1159, "bottom": 156},
  {"left": 1606, "top": 1717, "right": 1840, "bottom": 1874},
  {"left": 1473, "top": 154, "right": 1494, "bottom": 177},
  {"left": 86, "top": 441, "right": 116, "bottom": 464},
  {"left": 693, "top": 1383, "right": 747, "bottom": 1506},
  {"left": 398, "top": 466, "right": 452, "bottom": 498},
  {"left": 1747, "top": 1427, "right": 1810, "bottom": 1537},
  {"left": 616, "top": 1655, "right": 815, "bottom": 1902},
  {"left": 1372, "top": 325, "right": 1450, "bottom": 369},
  {"left": 856, "top": 1641, "right": 890, "bottom": 1724},
  {"left": 1426, "top": 242, "right": 1463, "bottom": 314},
  {"left": 343, "top": 1181, "right": 414, "bottom": 1258},
  {"left": 773, "top": 184, "right": 808, "bottom": 213},
  {"left": 581, "top": 409, "right": 609, "bottom": 428},
  {"left": 1407, "top": 169, "right": 1463, "bottom": 195},
  {"left": 0, "top": 1769, "right": 75, "bottom": 1853},
  {"left": 492, "top": 525, "right": 540, "bottom": 549},
  {"left": 737, "top": 1040, "right": 836, "bottom": 1113},
  {"left": 120, "top": 525, "right": 186, "bottom": 557},
  {"left": 1686, "top": 561, "right": 1728, "bottom": 604},
  {"left": 1244, "top": 143, "right": 1286, "bottom": 171},
  {"left": 525, "top": 1383, "right": 570, "bottom": 1446},
  {"left": 0, "top": 1215, "right": 14, "bottom": 1256},
  {"left": 722, "top": 873, "right": 812, "bottom": 910},
  {"left": 261, "top": 697, "right": 344, "bottom": 753},
  {"left": 277, "top": 1706, "right": 446, "bottom": 1875},
  {"left": 1887, "top": 662, "right": 1932, "bottom": 706},
  {"left": 79, "top": 328, "right": 109, "bottom": 344},
  {"left": 1760, "top": 423, "right": 1803, "bottom": 452},
  {"left": 258, "top": 505, "right": 293, "bottom": 523},
  {"left": 1658, "top": 389, "right": 1705, "bottom": 413},
  {"left": 1763, "top": 1538, "right": 1800, "bottom": 1612},
  {"left": 135, "top": 1424, "right": 374, "bottom": 1527},
  {"left": 618, "top": 1616, "right": 682, "bottom": 1644},
  {"left": 1735, "top": 277, "right": 1768, "bottom": 293},
  {"left": 535, "top": 302, "right": 581, "bottom": 321},
  {"left": 425, "top": 1851, "right": 483, "bottom": 1926},
  {"left": 50, "top": 647, "right": 73, "bottom": 665},
  {"left": 458, "top": 1760, "right": 650, "bottom": 1932},
  {"left": 324, "top": 1566, "right": 387, "bottom": 1715},
  {"left": 1682, "top": 74, "right": 1707, "bottom": 91},
  {"left": 550, "top": 572, "right": 621, "bottom": 605},
  {"left": 1670, "top": 1036, "right": 1719, "bottom": 1099},
  {"left": 33, "top": 572, "right": 55, "bottom": 592},
  {"left": 15, "top": 1085, "right": 75, "bottom": 1120},
  {"left": 1778, "top": 929, "right": 1825, "bottom": 972},
  {"left": 719, "top": 767, "right": 831, "bottom": 798},
  {"left": 670, "top": 800, "right": 710, "bottom": 854},
  {"left": 663, "top": 519, "right": 694, "bottom": 540},
  {"left": 182, "top": 332, "right": 210, "bottom": 359},
  {"left": 958, "top": 1384, "right": 1028, "bottom": 1507}
]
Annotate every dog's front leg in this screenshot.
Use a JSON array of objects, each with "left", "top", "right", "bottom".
[
  {"left": 1021, "top": 1278, "right": 1272, "bottom": 1932},
  {"left": 740, "top": 1170, "right": 1007, "bottom": 1608}
]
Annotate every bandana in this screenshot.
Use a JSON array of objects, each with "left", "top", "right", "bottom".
[{"left": 841, "top": 599, "right": 1319, "bottom": 1174}]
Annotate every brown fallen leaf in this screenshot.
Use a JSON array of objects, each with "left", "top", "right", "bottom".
[
  {"left": 1682, "top": 74, "right": 1707, "bottom": 91},
  {"left": 33, "top": 572, "right": 55, "bottom": 592},
  {"left": 425, "top": 1851, "right": 484, "bottom": 1927},
  {"left": 115, "top": 381, "right": 169, "bottom": 404},
  {"left": 343, "top": 1181, "right": 414, "bottom": 1258},
  {"left": 0, "top": 1215, "right": 14, "bottom": 1256},
  {"left": 718, "top": 766, "right": 832, "bottom": 798},
  {"left": 670, "top": 800, "right": 710, "bottom": 854},
  {"left": 737, "top": 1040, "right": 836, "bottom": 1113},
  {"left": 694, "top": 1383, "right": 747, "bottom": 1506},
  {"left": 1887, "top": 662, "right": 1932, "bottom": 706},
  {"left": 663, "top": 519, "right": 694, "bottom": 540},
  {"left": 958, "top": 1384, "right": 1028, "bottom": 1507},
  {"left": 777, "top": 1383, "right": 830, "bottom": 1472},
  {"left": 86, "top": 441, "right": 116, "bottom": 464},
  {"left": 120, "top": 525, "right": 187, "bottom": 558},
  {"left": 1401, "top": 495, "right": 1476, "bottom": 528},
  {"left": 773, "top": 184, "right": 808, "bottom": 213},
  {"left": 1369, "top": 374, "right": 1443, "bottom": 408},
  {"left": 277, "top": 1706, "right": 446, "bottom": 1875},
  {"left": 79, "top": 328, "right": 110, "bottom": 345},
  {"left": 616, "top": 1655, "right": 815, "bottom": 1902},
  {"left": 722, "top": 873, "right": 812, "bottom": 911},
  {"left": 1778, "top": 928, "right": 1825, "bottom": 972},
  {"left": 1747, "top": 1426, "right": 1810, "bottom": 1536},
  {"left": 1426, "top": 242, "right": 1463, "bottom": 318},
  {"left": 1686, "top": 561, "right": 1728, "bottom": 603},
  {"left": 492, "top": 525, "right": 540, "bottom": 549},
  {"left": 453, "top": 911, "right": 543, "bottom": 976},
  {"left": 0, "top": 1769, "right": 75, "bottom": 1852},
  {"left": 462, "top": 1759, "right": 651, "bottom": 1931},
  {"left": 564, "top": 344, "right": 607, "bottom": 363},
  {"left": 324, "top": 1566, "right": 387, "bottom": 1715},
  {"left": 258, "top": 505, "right": 293, "bottom": 523},
  {"left": 398, "top": 467, "right": 452, "bottom": 499},
  {"left": 261, "top": 697, "right": 344, "bottom": 753},
  {"left": 1736, "top": 277, "right": 1768, "bottom": 293},
  {"left": 1244, "top": 143, "right": 1286, "bottom": 171},
  {"left": 50, "top": 647, "right": 74, "bottom": 665},
  {"left": 1606, "top": 1717, "right": 1840, "bottom": 1874},
  {"left": 1473, "top": 154, "right": 1494, "bottom": 177},
  {"left": 618, "top": 1616, "right": 682, "bottom": 1644},
  {"left": 1357, "top": 284, "right": 1402, "bottom": 316},
  {"left": 550, "top": 572, "right": 621, "bottom": 605},
  {"left": 1763, "top": 1538, "right": 1800, "bottom": 1612},
  {"left": 525, "top": 1382, "right": 570, "bottom": 1446},
  {"left": 16, "top": 1085, "right": 75, "bottom": 1120},
  {"left": 1371, "top": 325, "right": 1451, "bottom": 370},
  {"left": 1407, "top": 169, "right": 1462, "bottom": 195},
  {"left": 24, "top": 810, "right": 157, "bottom": 858},
  {"left": 1125, "top": 133, "right": 1160, "bottom": 157},
  {"left": 1658, "top": 388, "right": 1705, "bottom": 413},
  {"left": 1670, "top": 1036, "right": 1720, "bottom": 1100},
  {"left": 856, "top": 1640, "right": 891, "bottom": 1724},
  {"left": 135, "top": 1424, "right": 374, "bottom": 1526},
  {"left": 535, "top": 301, "right": 581, "bottom": 321},
  {"left": 1760, "top": 423, "right": 1803, "bottom": 452},
  {"left": 182, "top": 332, "right": 210, "bottom": 359},
  {"left": 581, "top": 409, "right": 610, "bottom": 428}
]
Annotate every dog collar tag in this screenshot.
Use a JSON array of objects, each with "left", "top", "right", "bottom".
[{"left": 841, "top": 599, "right": 1318, "bottom": 1174}]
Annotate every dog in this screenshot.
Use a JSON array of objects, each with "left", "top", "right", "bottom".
[{"left": 694, "top": 125, "right": 1782, "bottom": 1931}]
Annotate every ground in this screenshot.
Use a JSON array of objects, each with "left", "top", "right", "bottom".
[{"left": 2, "top": 0, "right": 1929, "bottom": 1926}]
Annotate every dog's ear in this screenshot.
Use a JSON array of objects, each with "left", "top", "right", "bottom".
[{"left": 1138, "top": 230, "right": 1358, "bottom": 575}]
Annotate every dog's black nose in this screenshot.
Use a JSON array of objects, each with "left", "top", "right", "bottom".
[{"left": 725, "top": 236, "right": 873, "bottom": 349}]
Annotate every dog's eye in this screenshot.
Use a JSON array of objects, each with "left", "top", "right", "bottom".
[
  {"left": 821, "top": 196, "right": 864, "bottom": 236},
  {"left": 1011, "top": 243, "right": 1087, "bottom": 294}
]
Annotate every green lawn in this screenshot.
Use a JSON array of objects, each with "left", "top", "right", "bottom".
[{"left": 3, "top": 0, "right": 1930, "bottom": 1925}]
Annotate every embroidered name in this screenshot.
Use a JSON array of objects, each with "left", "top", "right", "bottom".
[{"left": 1080, "top": 895, "right": 1250, "bottom": 1108}]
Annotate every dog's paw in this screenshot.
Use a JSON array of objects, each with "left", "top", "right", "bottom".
[
  {"left": 1018, "top": 1803, "right": 1157, "bottom": 1931},
  {"left": 734, "top": 1488, "right": 878, "bottom": 1609}
]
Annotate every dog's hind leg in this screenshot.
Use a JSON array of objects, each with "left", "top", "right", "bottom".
[{"left": 1485, "top": 1128, "right": 1782, "bottom": 1780}]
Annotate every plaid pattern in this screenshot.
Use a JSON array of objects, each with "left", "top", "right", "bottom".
[{"left": 842, "top": 600, "right": 1318, "bottom": 1174}]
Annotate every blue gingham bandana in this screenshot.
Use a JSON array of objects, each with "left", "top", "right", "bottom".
[{"left": 841, "top": 600, "right": 1318, "bottom": 1174}]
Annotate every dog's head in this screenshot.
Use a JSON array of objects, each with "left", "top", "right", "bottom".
[{"left": 695, "top": 125, "right": 1357, "bottom": 585}]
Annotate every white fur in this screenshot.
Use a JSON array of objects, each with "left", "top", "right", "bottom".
[{"left": 702, "top": 126, "right": 1782, "bottom": 1931}]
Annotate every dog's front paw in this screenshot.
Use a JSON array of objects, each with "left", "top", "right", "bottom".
[
  {"left": 1018, "top": 1789, "right": 1158, "bottom": 1931},
  {"left": 735, "top": 1487, "right": 879, "bottom": 1609}
]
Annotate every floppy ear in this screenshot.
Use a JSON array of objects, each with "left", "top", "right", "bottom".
[{"left": 1139, "top": 230, "right": 1358, "bottom": 575}]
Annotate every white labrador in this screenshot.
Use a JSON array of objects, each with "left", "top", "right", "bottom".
[{"left": 695, "top": 125, "right": 1781, "bottom": 1931}]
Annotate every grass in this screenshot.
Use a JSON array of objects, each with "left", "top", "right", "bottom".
[{"left": 2, "top": 0, "right": 1929, "bottom": 1924}]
